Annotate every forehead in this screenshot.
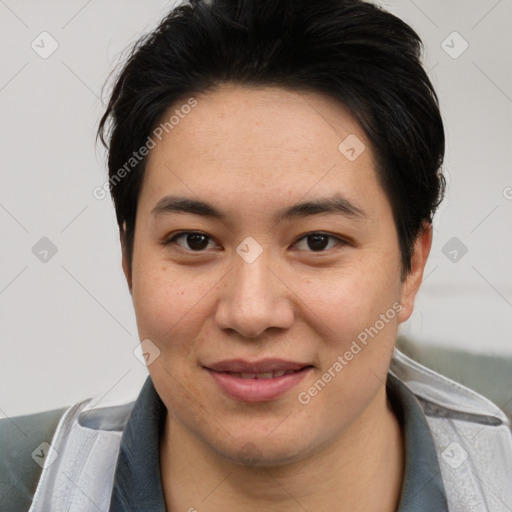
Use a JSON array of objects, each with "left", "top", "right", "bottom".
[{"left": 139, "top": 84, "right": 388, "bottom": 222}]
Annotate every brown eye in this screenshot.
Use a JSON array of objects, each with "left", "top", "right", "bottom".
[
  {"left": 164, "top": 232, "right": 216, "bottom": 251},
  {"left": 294, "top": 232, "right": 344, "bottom": 252}
]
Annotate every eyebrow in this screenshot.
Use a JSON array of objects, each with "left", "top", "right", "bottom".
[{"left": 151, "top": 193, "right": 367, "bottom": 224}]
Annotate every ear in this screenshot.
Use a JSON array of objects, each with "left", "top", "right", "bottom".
[
  {"left": 120, "top": 222, "right": 133, "bottom": 294},
  {"left": 398, "top": 222, "right": 432, "bottom": 324}
]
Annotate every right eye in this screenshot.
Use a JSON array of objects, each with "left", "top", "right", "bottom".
[{"left": 162, "top": 231, "right": 219, "bottom": 252}]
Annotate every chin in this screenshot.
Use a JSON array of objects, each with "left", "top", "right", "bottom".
[{"left": 208, "top": 430, "right": 314, "bottom": 468}]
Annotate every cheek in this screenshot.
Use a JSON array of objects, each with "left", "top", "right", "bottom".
[
  {"left": 297, "top": 275, "right": 400, "bottom": 429},
  {"left": 130, "top": 253, "right": 207, "bottom": 349},
  {"left": 297, "top": 257, "right": 402, "bottom": 389},
  {"left": 131, "top": 262, "right": 210, "bottom": 407},
  {"left": 299, "top": 260, "right": 401, "bottom": 333}
]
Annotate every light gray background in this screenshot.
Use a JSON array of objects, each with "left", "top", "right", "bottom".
[{"left": 1, "top": 0, "right": 511, "bottom": 417}]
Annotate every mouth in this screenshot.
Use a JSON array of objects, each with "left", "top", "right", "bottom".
[
  {"left": 216, "top": 368, "right": 306, "bottom": 379},
  {"left": 204, "top": 359, "right": 314, "bottom": 402}
]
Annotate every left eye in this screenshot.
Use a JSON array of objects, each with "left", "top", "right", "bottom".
[
  {"left": 163, "top": 231, "right": 344, "bottom": 252},
  {"left": 294, "top": 232, "right": 344, "bottom": 252}
]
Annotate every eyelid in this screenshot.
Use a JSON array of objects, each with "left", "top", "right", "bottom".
[
  {"left": 293, "top": 232, "right": 347, "bottom": 251},
  {"left": 162, "top": 231, "right": 220, "bottom": 251}
]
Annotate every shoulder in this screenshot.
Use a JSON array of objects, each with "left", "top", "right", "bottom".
[
  {"left": 391, "top": 345, "right": 511, "bottom": 426},
  {"left": 391, "top": 344, "right": 512, "bottom": 508},
  {"left": 396, "top": 336, "right": 512, "bottom": 421},
  {"left": 390, "top": 339, "right": 512, "bottom": 428},
  {"left": 0, "top": 406, "right": 69, "bottom": 512}
]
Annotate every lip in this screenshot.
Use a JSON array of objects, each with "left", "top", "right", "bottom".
[
  {"left": 204, "top": 358, "right": 313, "bottom": 402},
  {"left": 206, "top": 358, "right": 310, "bottom": 373}
]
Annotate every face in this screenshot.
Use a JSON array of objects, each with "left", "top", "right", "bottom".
[{"left": 122, "top": 84, "right": 430, "bottom": 466}]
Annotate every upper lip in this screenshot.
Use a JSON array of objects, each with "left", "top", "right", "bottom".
[{"left": 205, "top": 358, "right": 312, "bottom": 373}]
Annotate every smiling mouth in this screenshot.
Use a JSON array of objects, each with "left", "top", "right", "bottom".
[
  {"left": 214, "top": 367, "right": 312, "bottom": 379},
  {"left": 204, "top": 364, "right": 314, "bottom": 402}
]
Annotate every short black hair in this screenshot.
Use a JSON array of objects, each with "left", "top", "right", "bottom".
[{"left": 97, "top": 0, "right": 445, "bottom": 280}]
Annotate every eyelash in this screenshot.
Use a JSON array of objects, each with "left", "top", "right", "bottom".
[{"left": 161, "top": 231, "right": 347, "bottom": 254}]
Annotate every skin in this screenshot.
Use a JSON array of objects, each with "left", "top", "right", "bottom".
[{"left": 121, "top": 84, "right": 432, "bottom": 512}]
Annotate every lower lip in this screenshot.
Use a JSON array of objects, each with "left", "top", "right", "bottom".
[{"left": 205, "top": 367, "right": 312, "bottom": 402}]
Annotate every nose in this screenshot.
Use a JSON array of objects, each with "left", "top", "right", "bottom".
[{"left": 214, "top": 247, "right": 295, "bottom": 339}]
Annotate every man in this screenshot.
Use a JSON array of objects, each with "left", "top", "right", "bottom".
[{"left": 2, "top": 0, "right": 511, "bottom": 510}]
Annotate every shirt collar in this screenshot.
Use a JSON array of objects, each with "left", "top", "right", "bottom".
[
  {"left": 386, "top": 372, "right": 449, "bottom": 511},
  {"left": 108, "top": 375, "right": 167, "bottom": 512},
  {"left": 109, "top": 372, "right": 449, "bottom": 511}
]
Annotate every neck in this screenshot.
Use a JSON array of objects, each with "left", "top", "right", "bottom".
[{"left": 160, "top": 384, "right": 404, "bottom": 512}]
